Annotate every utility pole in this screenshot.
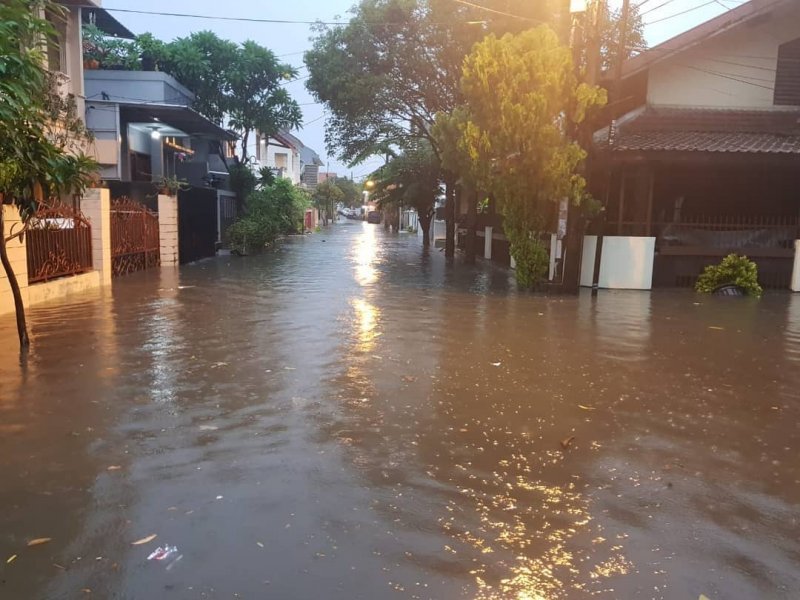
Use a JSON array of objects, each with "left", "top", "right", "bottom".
[
  {"left": 561, "top": 0, "right": 604, "bottom": 294},
  {"left": 591, "top": 0, "right": 630, "bottom": 296}
]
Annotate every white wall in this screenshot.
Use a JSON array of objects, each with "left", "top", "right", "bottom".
[
  {"left": 648, "top": 10, "right": 800, "bottom": 109},
  {"left": 581, "top": 236, "right": 656, "bottom": 290},
  {"left": 792, "top": 240, "right": 800, "bottom": 293},
  {"left": 262, "top": 139, "right": 301, "bottom": 185}
]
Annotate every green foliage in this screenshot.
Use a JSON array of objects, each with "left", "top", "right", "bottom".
[
  {"left": 334, "top": 177, "right": 362, "bottom": 208},
  {"left": 228, "top": 163, "right": 258, "bottom": 200},
  {"left": 443, "top": 27, "right": 605, "bottom": 287},
  {"left": 313, "top": 180, "right": 344, "bottom": 209},
  {"left": 695, "top": 254, "right": 763, "bottom": 297},
  {"left": 82, "top": 23, "right": 141, "bottom": 70},
  {"left": 0, "top": 0, "right": 97, "bottom": 208},
  {"left": 228, "top": 179, "right": 309, "bottom": 254}
]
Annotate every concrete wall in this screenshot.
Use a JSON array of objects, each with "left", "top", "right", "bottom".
[
  {"left": 158, "top": 194, "right": 179, "bottom": 266},
  {"left": 647, "top": 11, "right": 800, "bottom": 108},
  {"left": 83, "top": 188, "right": 112, "bottom": 286},
  {"left": 261, "top": 139, "right": 302, "bottom": 185},
  {"left": 0, "top": 202, "right": 109, "bottom": 317},
  {"left": 792, "top": 241, "right": 800, "bottom": 293},
  {"left": 84, "top": 70, "right": 195, "bottom": 106},
  {"left": 581, "top": 236, "right": 656, "bottom": 290}
]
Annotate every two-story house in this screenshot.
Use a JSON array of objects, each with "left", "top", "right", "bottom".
[
  {"left": 589, "top": 0, "right": 800, "bottom": 291},
  {"left": 252, "top": 129, "right": 325, "bottom": 191}
]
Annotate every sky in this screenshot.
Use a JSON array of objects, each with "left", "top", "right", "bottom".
[{"left": 102, "top": 0, "right": 742, "bottom": 180}]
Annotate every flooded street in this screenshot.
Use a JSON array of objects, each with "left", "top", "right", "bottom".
[{"left": 1, "top": 221, "right": 799, "bottom": 600}]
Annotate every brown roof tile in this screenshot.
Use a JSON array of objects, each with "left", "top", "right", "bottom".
[{"left": 602, "top": 107, "right": 800, "bottom": 154}]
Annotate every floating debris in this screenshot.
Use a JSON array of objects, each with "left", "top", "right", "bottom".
[
  {"left": 132, "top": 534, "right": 157, "bottom": 546},
  {"left": 560, "top": 436, "right": 576, "bottom": 450},
  {"left": 27, "top": 538, "right": 52, "bottom": 547},
  {"left": 147, "top": 546, "right": 178, "bottom": 561},
  {"left": 7, "top": 554, "right": 17, "bottom": 564}
]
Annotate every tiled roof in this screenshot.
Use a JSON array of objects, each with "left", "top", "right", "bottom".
[{"left": 600, "top": 107, "right": 800, "bottom": 154}]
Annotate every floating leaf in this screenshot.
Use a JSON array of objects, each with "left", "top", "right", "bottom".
[
  {"left": 560, "top": 436, "right": 575, "bottom": 450},
  {"left": 27, "top": 538, "right": 52, "bottom": 547},
  {"left": 578, "top": 405, "right": 595, "bottom": 411},
  {"left": 131, "top": 534, "right": 157, "bottom": 546}
]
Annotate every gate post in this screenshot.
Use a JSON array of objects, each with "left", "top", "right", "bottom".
[
  {"left": 158, "top": 194, "right": 179, "bottom": 267},
  {"left": 792, "top": 240, "right": 800, "bottom": 292},
  {"left": 83, "top": 188, "right": 112, "bottom": 287}
]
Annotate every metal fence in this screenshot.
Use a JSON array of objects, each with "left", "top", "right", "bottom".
[
  {"left": 26, "top": 201, "right": 93, "bottom": 285},
  {"left": 111, "top": 197, "right": 160, "bottom": 277}
]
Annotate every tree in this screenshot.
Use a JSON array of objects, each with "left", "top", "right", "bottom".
[
  {"left": 0, "top": 0, "right": 97, "bottom": 349},
  {"left": 454, "top": 26, "right": 606, "bottom": 287},
  {"left": 369, "top": 141, "right": 441, "bottom": 246},
  {"left": 312, "top": 180, "right": 344, "bottom": 226},
  {"left": 334, "top": 177, "right": 362, "bottom": 208}
]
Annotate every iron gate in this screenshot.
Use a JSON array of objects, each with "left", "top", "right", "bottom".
[{"left": 111, "top": 197, "right": 160, "bottom": 277}]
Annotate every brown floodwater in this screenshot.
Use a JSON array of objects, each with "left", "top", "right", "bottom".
[{"left": 1, "top": 221, "right": 799, "bottom": 600}]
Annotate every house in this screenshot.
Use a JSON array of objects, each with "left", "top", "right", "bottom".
[
  {"left": 0, "top": 2, "right": 135, "bottom": 316},
  {"left": 84, "top": 69, "right": 238, "bottom": 262},
  {"left": 254, "top": 130, "right": 303, "bottom": 184},
  {"left": 588, "top": 0, "right": 800, "bottom": 291},
  {"left": 252, "top": 129, "right": 326, "bottom": 192}
]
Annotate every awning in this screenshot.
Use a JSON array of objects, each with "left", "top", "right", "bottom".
[
  {"left": 596, "top": 107, "right": 800, "bottom": 155},
  {"left": 81, "top": 7, "right": 135, "bottom": 39},
  {"left": 117, "top": 102, "right": 237, "bottom": 141}
]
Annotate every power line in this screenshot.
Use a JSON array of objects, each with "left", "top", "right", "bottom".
[
  {"left": 449, "top": 0, "right": 542, "bottom": 23},
  {"left": 644, "top": 1, "right": 719, "bottom": 25}
]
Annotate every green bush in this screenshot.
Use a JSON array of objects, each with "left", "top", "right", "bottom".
[
  {"left": 228, "top": 179, "right": 309, "bottom": 254},
  {"left": 509, "top": 235, "right": 549, "bottom": 289},
  {"left": 695, "top": 254, "right": 763, "bottom": 297}
]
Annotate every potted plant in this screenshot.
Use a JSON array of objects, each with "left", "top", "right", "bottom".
[
  {"left": 154, "top": 175, "right": 190, "bottom": 196},
  {"left": 695, "top": 254, "right": 763, "bottom": 297}
]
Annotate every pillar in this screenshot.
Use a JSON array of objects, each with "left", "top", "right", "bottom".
[
  {"left": 0, "top": 204, "right": 30, "bottom": 316},
  {"left": 484, "top": 226, "right": 493, "bottom": 260},
  {"left": 792, "top": 240, "right": 800, "bottom": 292},
  {"left": 158, "top": 194, "right": 179, "bottom": 267},
  {"left": 82, "top": 188, "right": 112, "bottom": 287}
]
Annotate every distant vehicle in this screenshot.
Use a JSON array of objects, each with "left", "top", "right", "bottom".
[{"left": 367, "top": 211, "right": 382, "bottom": 224}]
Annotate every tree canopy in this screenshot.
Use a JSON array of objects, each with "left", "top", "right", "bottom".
[{"left": 451, "top": 26, "right": 606, "bottom": 287}]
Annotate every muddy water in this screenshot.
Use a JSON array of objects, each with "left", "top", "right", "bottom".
[{"left": 1, "top": 221, "right": 799, "bottom": 600}]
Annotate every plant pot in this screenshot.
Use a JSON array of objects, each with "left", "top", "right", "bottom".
[
  {"left": 83, "top": 59, "right": 100, "bottom": 70},
  {"left": 713, "top": 284, "right": 746, "bottom": 297}
]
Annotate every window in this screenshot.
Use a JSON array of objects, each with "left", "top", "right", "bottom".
[
  {"left": 774, "top": 38, "right": 800, "bottom": 106},
  {"left": 45, "top": 9, "right": 67, "bottom": 74},
  {"left": 275, "top": 153, "right": 289, "bottom": 169}
]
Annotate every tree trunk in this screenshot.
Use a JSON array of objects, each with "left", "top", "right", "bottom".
[
  {"left": 561, "top": 201, "right": 584, "bottom": 294},
  {"left": 0, "top": 208, "right": 30, "bottom": 349},
  {"left": 444, "top": 175, "right": 456, "bottom": 260},
  {"left": 465, "top": 187, "right": 478, "bottom": 265},
  {"left": 419, "top": 211, "right": 432, "bottom": 248}
]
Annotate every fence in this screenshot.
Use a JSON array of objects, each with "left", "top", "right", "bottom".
[
  {"left": 111, "top": 198, "right": 160, "bottom": 277},
  {"left": 641, "top": 215, "right": 800, "bottom": 289},
  {"left": 26, "top": 201, "right": 93, "bottom": 284}
]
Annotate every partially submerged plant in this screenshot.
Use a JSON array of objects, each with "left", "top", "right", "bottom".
[{"left": 695, "top": 254, "right": 763, "bottom": 297}]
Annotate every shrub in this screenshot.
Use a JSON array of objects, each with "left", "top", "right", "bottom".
[
  {"left": 227, "top": 179, "right": 309, "bottom": 254},
  {"left": 695, "top": 254, "right": 763, "bottom": 297}
]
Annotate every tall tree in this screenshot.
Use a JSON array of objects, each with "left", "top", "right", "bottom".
[
  {"left": 313, "top": 180, "right": 344, "bottom": 226},
  {"left": 0, "top": 0, "right": 97, "bottom": 349},
  {"left": 369, "top": 141, "right": 441, "bottom": 246},
  {"left": 454, "top": 26, "right": 606, "bottom": 287}
]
